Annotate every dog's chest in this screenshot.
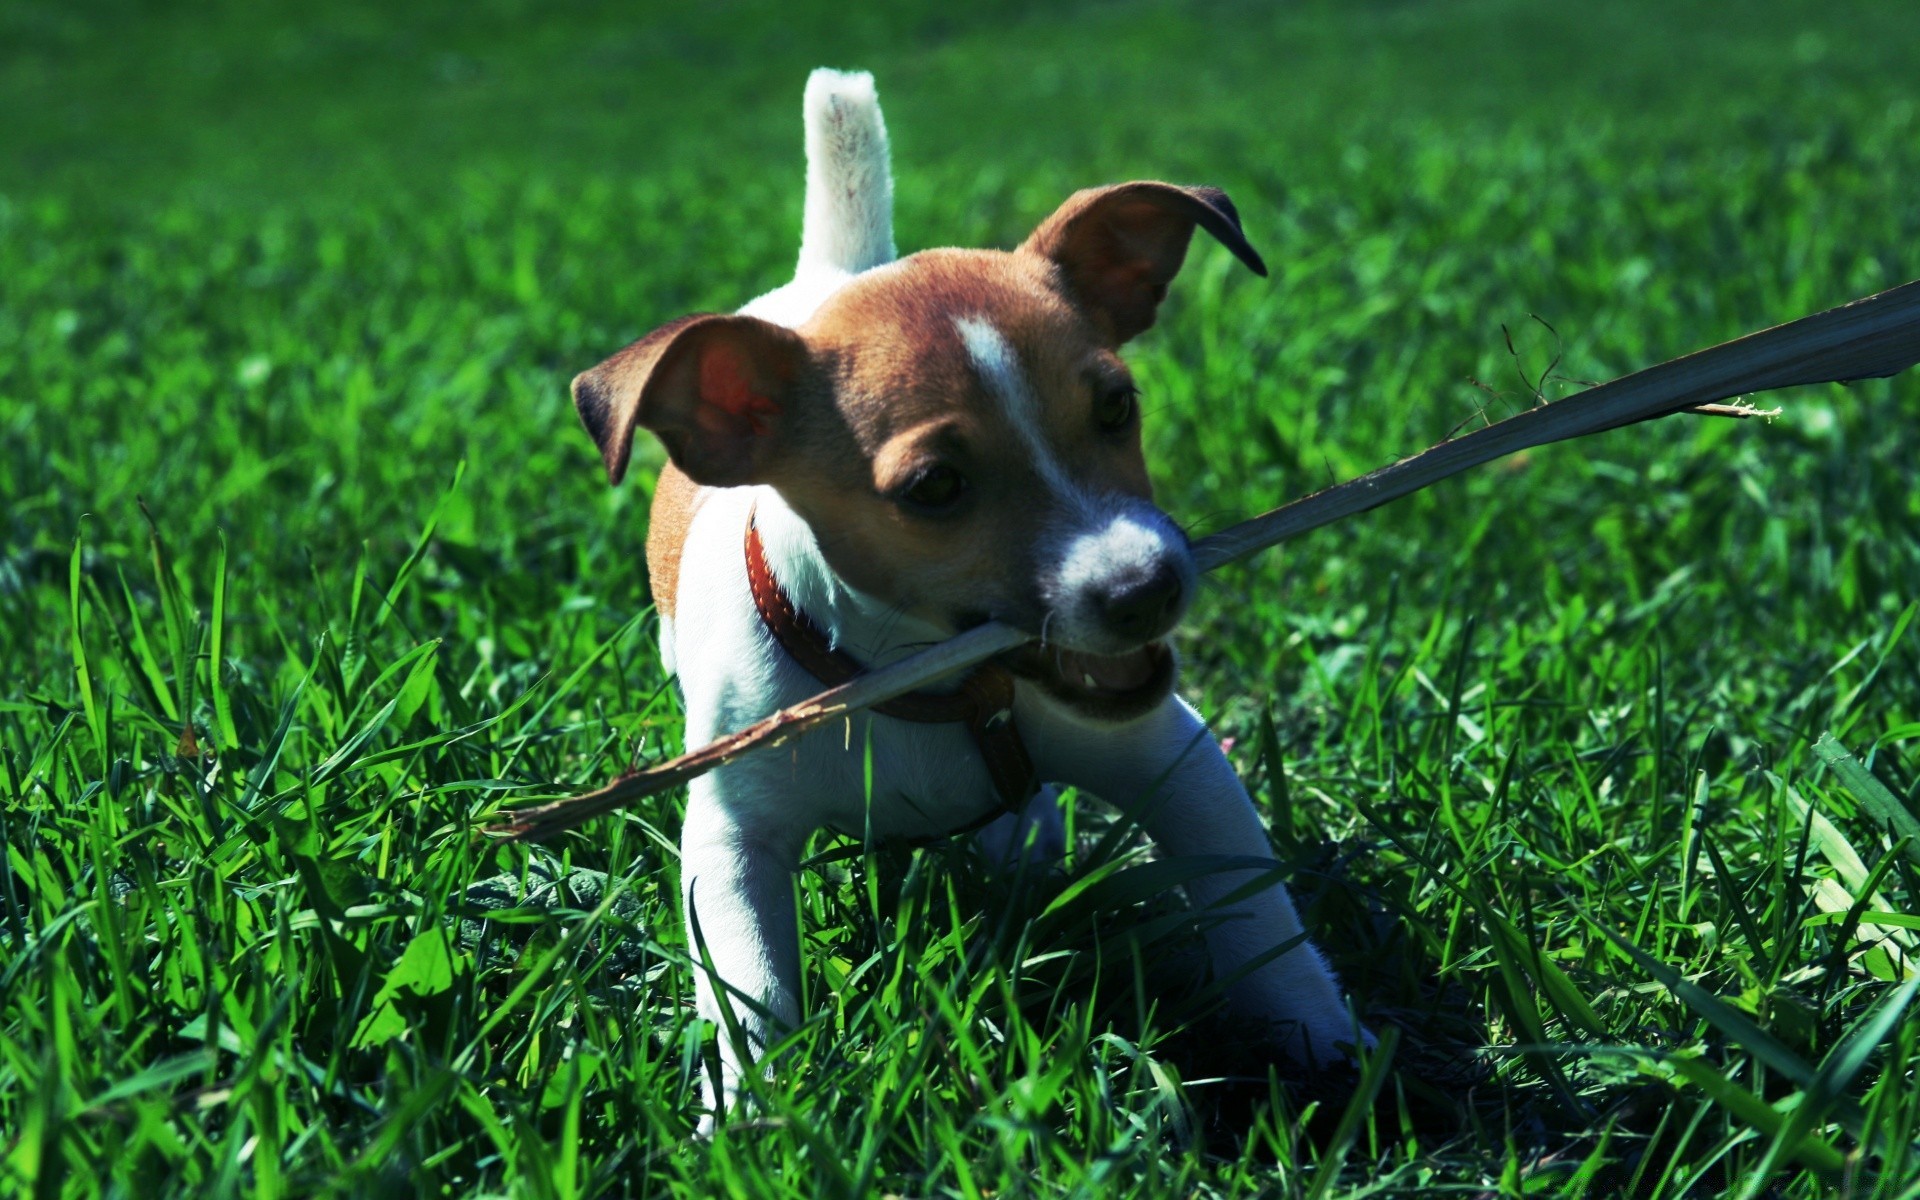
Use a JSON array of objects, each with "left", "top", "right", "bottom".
[{"left": 665, "top": 489, "right": 1009, "bottom": 842}]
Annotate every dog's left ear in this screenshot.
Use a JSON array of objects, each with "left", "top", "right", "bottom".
[
  {"left": 572, "top": 313, "right": 812, "bottom": 487},
  {"left": 1021, "top": 181, "right": 1267, "bottom": 345}
]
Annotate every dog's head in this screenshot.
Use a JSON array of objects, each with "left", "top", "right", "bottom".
[{"left": 574, "top": 182, "right": 1264, "bottom": 720}]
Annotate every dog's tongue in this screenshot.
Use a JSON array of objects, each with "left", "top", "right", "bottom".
[{"left": 1062, "top": 648, "right": 1155, "bottom": 692}]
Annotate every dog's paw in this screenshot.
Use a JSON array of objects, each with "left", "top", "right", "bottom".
[
  {"left": 972, "top": 786, "right": 1067, "bottom": 874},
  {"left": 1302, "top": 1014, "right": 1377, "bottom": 1068},
  {"left": 1223, "top": 986, "right": 1372, "bottom": 1066}
]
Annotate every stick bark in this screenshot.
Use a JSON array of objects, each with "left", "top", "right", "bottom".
[{"left": 496, "top": 279, "right": 1920, "bottom": 840}]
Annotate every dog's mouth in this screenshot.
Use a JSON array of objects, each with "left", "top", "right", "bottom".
[{"left": 1003, "top": 639, "right": 1176, "bottom": 722}]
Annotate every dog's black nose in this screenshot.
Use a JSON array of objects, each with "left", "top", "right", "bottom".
[{"left": 1097, "top": 564, "right": 1184, "bottom": 641}]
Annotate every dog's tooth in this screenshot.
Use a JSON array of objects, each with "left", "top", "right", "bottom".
[{"left": 1082, "top": 672, "right": 1098, "bottom": 688}]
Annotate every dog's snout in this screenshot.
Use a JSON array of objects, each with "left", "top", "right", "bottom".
[
  {"left": 1041, "top": 503, "right": 1196, "bottom": 653},
  {"left": 1097, "top": 563, "right": 1184, "bottom": 641}
]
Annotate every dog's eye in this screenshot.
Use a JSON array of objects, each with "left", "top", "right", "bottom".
[
  {"left": 1094, "top": 384, "right": 1138, "bottom": 432},
  {"left": 898, "top": 465, "right": 968, "bottom": 511}
]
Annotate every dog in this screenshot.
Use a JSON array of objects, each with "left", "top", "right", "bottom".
[{"left": 571, "top": 69, "right": 1370, "bottom": 1128}]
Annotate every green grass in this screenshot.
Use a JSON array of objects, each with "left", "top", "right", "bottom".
[{"left": 5, "top": 0, "right": 1920, "bottom": 1194}]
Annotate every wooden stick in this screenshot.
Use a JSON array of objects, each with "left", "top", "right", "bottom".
[{"left": 494, "top": 279, "right": 1920, "bottom": 840}]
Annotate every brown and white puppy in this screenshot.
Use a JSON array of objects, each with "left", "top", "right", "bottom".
[{"left": 573, "top": 69, "right": 1368, "bottom": 1129}]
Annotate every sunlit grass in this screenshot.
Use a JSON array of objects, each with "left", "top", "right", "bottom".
[{"left": 4, "top": 0, "right": 1920, "bottom": 1195}]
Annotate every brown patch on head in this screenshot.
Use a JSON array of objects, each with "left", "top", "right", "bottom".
[{"left": 753, "top": 248, "right": 1158, "bottom": 636}]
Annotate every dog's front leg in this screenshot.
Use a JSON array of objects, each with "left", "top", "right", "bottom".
[
  {"left": 679, "top": 772, "right": 806, "bottom": 1131},
  {"left": 1032, "top": 696, "right": 1368, "bottom": 1066}
]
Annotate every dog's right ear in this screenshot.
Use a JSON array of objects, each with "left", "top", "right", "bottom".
[
  {"left": 1021, "top": 182, "right": 1267, "bottom": 346},
  {"left": 571, "top": 314, "right": 812, "bottom": 487}
]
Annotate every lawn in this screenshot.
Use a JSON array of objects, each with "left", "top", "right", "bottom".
[{"left": 4, "top": 0, "right": 1920, "bottom": 1195}]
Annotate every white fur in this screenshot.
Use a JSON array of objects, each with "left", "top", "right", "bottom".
[
  {"left": 1015, "top": 693, "right": 1362, "bottom": 1062},
  {"left": 1056, "top": 513, "right": 1173, "bottom": 591},
  {"left": 671, "top": 487, "right": 1008, "bottom": 1136},
  {"left": 656, "top": 71, "right": 1367, "bottom": 1134},
  {"left": 956, "top": 315, "right": 1083, "bottom": 502},
  {"left": 798, "top": 69, "right": 895, "bottom": 276},
  {"left": 955, "top": 315, "right": 1196, "bottom": 654},
  {"left": 975, "top": 786, "right": 1068, "bottom": 871},
  {"left": 739, "top": 69, "right": 895, "bottom": 328},
  {"left": 1041, "top": 505, "right": 1197, "bottom": 653}
]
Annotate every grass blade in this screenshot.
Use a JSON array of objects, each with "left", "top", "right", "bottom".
[
  {"left": 1305, "top": 1025, "right": 1400, "bottom": 1200},
  {"left": 373, "top": 461, "right": 467, "bottom": 632},
  {"left": 1813, "top": 732, "right": 1920, "bottom": 867},
  {"left": 67, "top": 527, "right": 104, "bottom": 769},
  {"left": 1591, "top": 918, "right": 1817, "bottom": 1088},
  {"left": 209, "top": 531, "right": 239, "bottom": 749},
  {"left": 1737, "top": 976, "right": 1920, "bottom": 1196}
]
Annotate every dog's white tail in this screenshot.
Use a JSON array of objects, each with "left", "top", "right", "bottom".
[{"left": 796, "top": 68, "right": 895, "bottom": 277}]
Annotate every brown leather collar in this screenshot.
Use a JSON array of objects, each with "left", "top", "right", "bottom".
[{"left": 745, "top": 512, "right": 1037, "bottom": 811}]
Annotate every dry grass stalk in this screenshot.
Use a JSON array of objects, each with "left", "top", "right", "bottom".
[{"left": 496, "top": 279, "right": 1920, "bottom": 840}]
